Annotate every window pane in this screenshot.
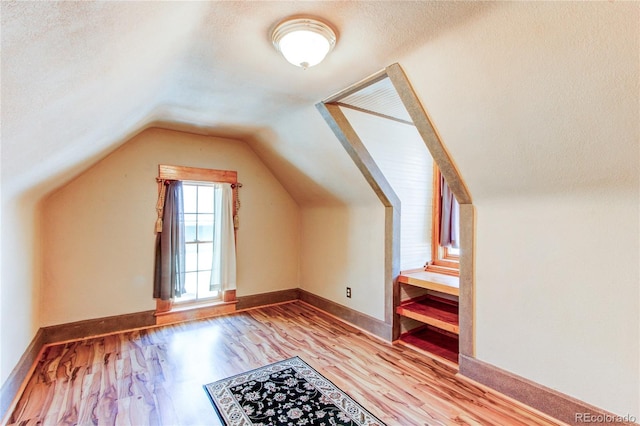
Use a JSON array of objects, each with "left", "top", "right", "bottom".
[
  {"left": 199, "top": 271, "right": 221, "bottom": 299},
  {"left": 180, "top": 272, "right": 197, "bottom": 301},
  {"left": 448, "top": 247, "right": 460, "bottom": 255},
  {"left": 197, "top": 214, "right": 214, "bottom": 242},
  {"left": 185, "top": 243, "right": 198, "bottom": 272},
  {"left": 200, "top": 289, "right": 219, "bottom": 299},
  {"left": 198, "top": 185, "right": 214, "bottom": 213},
  {"left": 198, "top": 242, "right": 213, "bottom": 271},
  {"left": 198, "top": 270, "right": 211, "bottom": 291},
  {"left": 183, "top": 185, "right": 197, "bottom": 213},
  {"left": 184, "top": 214, "right": 197, "bottom": 242}
]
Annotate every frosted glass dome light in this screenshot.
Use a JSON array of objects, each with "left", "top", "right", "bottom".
[{"left": 272, "top": 18, "right": 337, "bottom": 69}]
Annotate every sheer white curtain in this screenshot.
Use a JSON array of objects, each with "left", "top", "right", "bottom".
[{"left": 210, "top": 183, "right": 237, "bottom": 292}]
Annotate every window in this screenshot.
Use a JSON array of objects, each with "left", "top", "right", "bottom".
[
  {"left": 180, "top": 183, "right": 219, "bottom": 302},
  {"left": 155, "top": 165, "right": 239, "bottom": 312},
  {"left": 427, "top": 165, "right": 460, "bottom": 276}
]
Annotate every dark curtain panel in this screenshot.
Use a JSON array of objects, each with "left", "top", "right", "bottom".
[
  {"left": 153, "top": 181, "right": 185, "bottom": 300},
  {"left": 439, "top": 175, "right": 460, "bottom": 249}
]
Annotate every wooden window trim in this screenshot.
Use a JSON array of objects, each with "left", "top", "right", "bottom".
[
  {"left": 426, "top": 164, "right": 459, "bottom": 277},
  {"left": 158, "top": 164, "right": 240, "bottom": 228},
  {"left": 155, "top": 164, "right": 239, "bottom": 314},
  {"left": 158, "top": 164, "right": 237, "bottom": 184}
]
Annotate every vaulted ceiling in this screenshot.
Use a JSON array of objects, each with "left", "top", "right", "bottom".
[{"left": 1, "top": 1, "right": 493, "bottom": 204}]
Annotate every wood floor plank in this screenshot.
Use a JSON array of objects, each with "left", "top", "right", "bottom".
[
  {"left": 77, "top": 372, "right": 101, "bottom": 424},
  {"left": 8, "top": 301, "right": 563, "bottom": 426}
]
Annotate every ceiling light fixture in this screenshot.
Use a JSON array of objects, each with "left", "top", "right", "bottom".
[{"left": 271, "top": 17, "right": 337, "bottom": 69}]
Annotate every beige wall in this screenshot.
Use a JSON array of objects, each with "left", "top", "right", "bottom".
[
  {"left": 342, "top": 107, "right": 433, "bottom": 271},
  {"left": 300, "top": 205, "right": 386, "bottom": 321},
  {"left": 401, "top": 1, "right": 639, "bottom": 416},
  {"left": 41, "top": 128, "right": 300, "bottom": 326},
  {"left": 0, "top": 194, "right": 42, "bottom": 385},
  {"left": 475, "top": 191, "right": 638, "bottom": 415}
]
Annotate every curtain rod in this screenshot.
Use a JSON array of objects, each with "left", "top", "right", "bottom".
[{"left": 156, "top": 177, "right": 243, "bottom": 189}]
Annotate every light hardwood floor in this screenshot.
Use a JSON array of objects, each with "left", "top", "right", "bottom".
[{"left": 7, "top": 301, "right": 563, "bottom": 425}]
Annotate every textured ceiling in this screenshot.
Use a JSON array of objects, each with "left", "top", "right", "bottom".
[{"left": 1, "top": 1, "right": 493, "bottom": 204}]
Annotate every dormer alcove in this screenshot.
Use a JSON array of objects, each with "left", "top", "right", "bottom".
[{"left": 317, "top": 63, "right": 474, "bottom": 366}]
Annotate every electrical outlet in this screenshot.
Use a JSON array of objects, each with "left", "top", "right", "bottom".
[{"left": 346, "top": 287, "right": 352, "bottom": 298}]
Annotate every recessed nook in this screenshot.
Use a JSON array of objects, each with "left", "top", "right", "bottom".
[{"left": 317, "top": 63, "right": 475, "bottom": 366}]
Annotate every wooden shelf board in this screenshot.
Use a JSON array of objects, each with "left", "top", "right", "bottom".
[
  {"left": 400, "top": 326, "right": 459, "bottom": 364},
  {"left": 398, "top": 271, "right": 459, "bottom": 296},
  {"left": 397, "top": 296, "right": 459, "bottom": 334}
]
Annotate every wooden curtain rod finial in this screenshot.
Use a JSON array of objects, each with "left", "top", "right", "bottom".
[
  {"left": 231, "top": 183, "right": 243, "bottom": 189},
  {"left": 155, "top": 178, "right": 175, "bottom": 185}
]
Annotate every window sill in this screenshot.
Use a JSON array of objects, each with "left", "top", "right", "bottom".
[
  {"left": 425, "top": 263, "right": 459, "bottom": 277},
  {"left": 167, "top": 299, "right": 225, "bottom": 311},
  {"left": 155, "top": 291, "right": 237, "bottom": 325}
]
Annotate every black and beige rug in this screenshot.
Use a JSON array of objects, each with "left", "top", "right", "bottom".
[{"left": 204, "top": 356, "right": 386, "bottom": 426}]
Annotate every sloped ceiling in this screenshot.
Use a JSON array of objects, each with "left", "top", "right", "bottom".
[
  {"left": 1, "top": 1, "right": 493, "bottom": 204},
  {"left": 338, "top": 77, "right": 412, "bottom": 124}
]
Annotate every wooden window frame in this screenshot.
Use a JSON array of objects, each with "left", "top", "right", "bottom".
[
  {"left": 158, "top": 164, "right": 240, "bottom": 233},
  {"left": 155, "top": 164, "right": 239, "bottom": 314},
  {"left": 426, "top": 164, "right": 460, "bottom": 277}
]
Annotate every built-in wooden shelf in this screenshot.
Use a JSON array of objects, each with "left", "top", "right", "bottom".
[
  {"left": 397, "top": 271, "right": 460, "bottom": 365},
  {"left": 396, "top": 295, "right": 459, "bottom": 335},
  {"left": 399, "top": 326, "right": 459, "bottom": 364},
  {"left": 398, "top": 271, "right": 459, "bottom": 296}
]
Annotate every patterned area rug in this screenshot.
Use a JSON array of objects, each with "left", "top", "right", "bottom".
[{"left": 204, "top": 356, "right": 386, "bottom": 426}]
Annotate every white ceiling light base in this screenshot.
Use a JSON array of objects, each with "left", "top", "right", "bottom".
[{"left": 272, "top": 17, "right": 337, "bottom": 69}]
